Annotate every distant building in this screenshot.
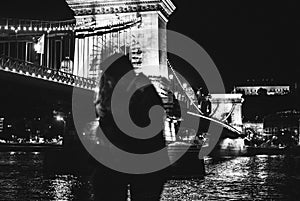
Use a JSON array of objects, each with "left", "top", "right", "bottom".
[{"left": 234, "top": 86, "right": 290, "bottom": 96}]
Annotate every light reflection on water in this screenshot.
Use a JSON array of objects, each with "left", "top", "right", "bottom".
[
  {"left": 0, "top": 152, "right": 299, "bottom": 200},
  {"left": 0, "top": 152, "right": 93, "bottom": 201},
  {"left": 162, "top": 155, "right": 299, "bottom": 201}
]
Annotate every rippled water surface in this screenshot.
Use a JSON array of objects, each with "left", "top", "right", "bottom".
[
  {"left": 0, "top": 152, "right": 299, "bottom": 200},
  {"left": 162, "top": 156, "right": 300, "bottom": 200}
]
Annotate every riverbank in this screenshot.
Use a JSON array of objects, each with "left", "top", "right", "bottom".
[
  {"left": 244, "top": 145, "right": 300, "bottom": 156},
  {"left": 0, "top": 143, "right": 62, "bottom": 152}
]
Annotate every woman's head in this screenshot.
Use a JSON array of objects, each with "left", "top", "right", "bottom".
[
  {"left": 101, "top": 53, "right": 134, "bottom": 81},
  {"left": 95, "top": 53, "right": 135, "bottom": 118}
]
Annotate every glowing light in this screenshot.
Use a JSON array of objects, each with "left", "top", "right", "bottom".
[
  {"left": 23, "top": 27, "right": 27, "bottom": 31},
  {"left": 220, "top": 138, "right": 245, "bottom": 152},
  {"left": 34, "top": 27, "right": 37, "bottom": 31},
  {"left": 4, "top": 25, "right": 8, "bottom": 30},
  {"left": 94, "top": 87, "right": 100, "bottom": 94},
  {"left": 55, "top": 115, "right": 64, "bottom": 122},
  {"left": 29, "top": 27, "right": 32, "bottom": 31}
]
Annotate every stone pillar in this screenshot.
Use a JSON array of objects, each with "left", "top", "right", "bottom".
[
  {"left": 231, "top": 101, "right": 243, "bottom": 131},
  {"left": 66, "top": 0, "right": 176, "bottom": 89},
  {"left": 210, "top": 94, "right": 244, "bottom": 132}
]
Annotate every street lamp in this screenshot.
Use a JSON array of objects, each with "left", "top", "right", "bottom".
[
  {"left": 55, "top": 115, "right": 64, "bottom": 122},
  {"left": 60, "top": 57, "right": 73, "bottom": 74},
  {"left": 55, "top": 115, "right": 66, "bottom": 145}
]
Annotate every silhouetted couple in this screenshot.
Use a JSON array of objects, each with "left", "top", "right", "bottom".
[{"left": 93, "top": 53, "right": 169, "bottom": 201}]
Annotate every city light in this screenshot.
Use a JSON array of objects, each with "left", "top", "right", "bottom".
[{"left": 55, "top": 115, "right": 64, "bottom": 122}]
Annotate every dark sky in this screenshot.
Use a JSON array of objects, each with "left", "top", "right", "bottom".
[
  {"left": 168, "top": 0, "right": 300, "bottom": 90},
  {"left": 2, "top": 0, "right": 300, "bottom": 91}
]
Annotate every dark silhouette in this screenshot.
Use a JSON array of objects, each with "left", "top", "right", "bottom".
[
  {"left": 93, "top": 53, "right": 169, "bottom": 201},
  {"left": 197, "top": 95, "right": 211, "bottom": 136},
  {"left": 200, "top": 95, "right": 211, "bottom": 116}
]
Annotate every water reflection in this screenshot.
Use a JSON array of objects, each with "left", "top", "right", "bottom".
[
  {"left": 162, "top": 155, "right": 300, "bottom": 201},
  {"left": 0, "top": 152, "right": 299, "bottom": 200},
  {"left": 49, "top": 175, "right": 74, "bottom": 201},
  {"left": 0, "top": 152, "right": 93, "bottom": 201}
]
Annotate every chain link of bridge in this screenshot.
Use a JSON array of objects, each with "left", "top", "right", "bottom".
[
  {"left": 0, "top": 55, "right": 97, "bottom": 90},
  {"left": 167, "top": 60, "right": 242, "bottom": 136}
]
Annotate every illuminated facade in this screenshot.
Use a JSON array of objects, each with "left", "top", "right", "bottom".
[{"left": 234, "top": 86, "right": 290, "bottom": 96}]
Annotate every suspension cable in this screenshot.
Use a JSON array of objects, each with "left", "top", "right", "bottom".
[{"left": 167, "top": 59, "right": 204, "bottom": 115}]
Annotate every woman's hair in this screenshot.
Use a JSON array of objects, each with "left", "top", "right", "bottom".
[
  {"left": 100, "top": 53, "right": 134, "bottom": 80},
  {"left": 94, "top": 53, "right": 135, "bottom": 119}
]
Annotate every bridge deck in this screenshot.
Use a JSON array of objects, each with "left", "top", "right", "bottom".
[{"left": 0, "top": 55, "right": 97, "bottom": 90}]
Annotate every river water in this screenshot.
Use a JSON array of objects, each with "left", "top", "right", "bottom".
[{"left": 0, "top": 152, "right": 299, "bottom": 201}]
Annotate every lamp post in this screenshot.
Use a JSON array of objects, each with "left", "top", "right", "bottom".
[
  {"left": 169, "top": 74, "right": 174, "bottom": 92},
  {"left": 60, "top": 57, "right": 73, "bottom": 73},
  {"left": 55, "top": 115, "right": 66, "bottom": 146}
]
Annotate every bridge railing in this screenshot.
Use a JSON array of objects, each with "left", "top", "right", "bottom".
[{"left": 0, "top": 55, "right": 97, "bottom": 90}]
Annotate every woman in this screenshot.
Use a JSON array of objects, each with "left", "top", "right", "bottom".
[{"left": 93, "top": 53, "right": 169, "bottom": 201}]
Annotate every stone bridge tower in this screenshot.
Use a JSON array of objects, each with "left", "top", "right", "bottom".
[
  {"left": 210, "top": 94, "right": 244, "bottom": 132},
  {"left": 66, "top": 0, "right": 176, "bottom": 91}
]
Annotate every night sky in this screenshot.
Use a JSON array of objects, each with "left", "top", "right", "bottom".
[{"left": 1, "top": 0, "right": 300, "bottom": 91}]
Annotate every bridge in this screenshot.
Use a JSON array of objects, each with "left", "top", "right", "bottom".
[
  {"left": 0, "top": 0, "right": 243, "bottom": 148},
  {"left": 0, "top": 55, "right": 96, "bottom": 90}
]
